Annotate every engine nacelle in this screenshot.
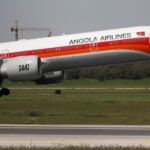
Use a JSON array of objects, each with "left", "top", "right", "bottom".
[
  {"left": 35, "top": 71, "right": 64, "bottom": 84},
  {"left": 0, "top": 56, "right": 42, "bottom": 81}
]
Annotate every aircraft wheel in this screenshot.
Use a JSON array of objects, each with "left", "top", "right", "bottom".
[
  {"left": 0, "top": 91, "right": 2, "bottom": 97},
  {"left": 2, "top": 88, "right": 10, "bottom": 96}
]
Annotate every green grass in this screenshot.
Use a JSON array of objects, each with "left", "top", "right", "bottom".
[
  {"left": 0, "top": 147, "right": 149, "bottom": 150},
  {"left": 0, "top": 79, "right": 150, "bottom": 124},
  {"left": 4, "top": 78, "right": 150, "bottom": 88}
]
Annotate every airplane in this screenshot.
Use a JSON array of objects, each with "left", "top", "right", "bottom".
[{"left": 0, "top": 26, "right": 150, "bottom": 96}]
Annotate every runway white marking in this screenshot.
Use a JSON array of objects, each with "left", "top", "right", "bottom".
[{"left": 8, "top": 87, "right": 150, "bottom": 90}]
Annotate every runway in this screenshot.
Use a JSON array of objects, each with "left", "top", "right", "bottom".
[{"left": 0, "top": 125, "right": 150, "bottom": 147}]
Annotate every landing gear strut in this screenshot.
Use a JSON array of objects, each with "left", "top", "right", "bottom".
[{"left": 0, "top": 80, "right": 10, "bottom": 97}]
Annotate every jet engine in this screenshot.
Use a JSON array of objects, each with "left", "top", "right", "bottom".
[
  {"left": 35, "top": 71, "right": 64, "bottom": 84},
  {"left": 0, "top": 56, "right": 42, "bottom": 81}
]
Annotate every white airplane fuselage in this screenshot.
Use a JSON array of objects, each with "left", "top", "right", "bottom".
[{"left": 0, "top": 26, "right": 150, "bottom": 79}]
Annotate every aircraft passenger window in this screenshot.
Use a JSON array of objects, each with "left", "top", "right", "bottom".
[
  {"left": 46, "top": 49, "right": 49, "bottom": 53},
  {"left": 138, "top": 38, "right": 141, "bottom": 42},
  {"left": 109, "top": 42, "right": 113, "bottom": 45},
  {"left": 71, "top": 46, "right": 74, "bottom": 50},
  {"left": 123, "top": 40, "right": 125, "bottom": 44}
]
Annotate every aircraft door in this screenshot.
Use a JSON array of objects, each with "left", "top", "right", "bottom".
[
  {"left": 1, "top": 50, "right": 9, "bottom": 58},
  {"left": 90, "top": 42, "right": 98, "bottom": 52}
]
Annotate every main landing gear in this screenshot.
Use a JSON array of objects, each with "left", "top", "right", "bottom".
[
  {"left": 0, "top": 88, "right": 10, "bottom": 97},
  {"left": 0, "top": 80, "right": 10, "bottom": 97}
]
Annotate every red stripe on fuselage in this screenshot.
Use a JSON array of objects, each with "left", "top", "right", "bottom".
[{"left": 1, "top": 37, "right": 150, "bottom": 59}]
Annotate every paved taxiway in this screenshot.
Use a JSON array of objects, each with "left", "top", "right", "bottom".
[{"left": 0, "top": 125, "right": 150, "bottom": 147}]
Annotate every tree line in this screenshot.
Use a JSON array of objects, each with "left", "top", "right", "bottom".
[{"left": 65, "top": 61, "right": 150, "bottom": 81}]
